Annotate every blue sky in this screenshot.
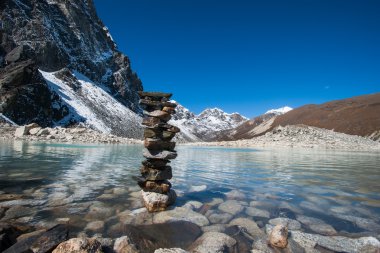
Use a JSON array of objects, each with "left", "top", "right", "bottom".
[{"left": 93, "top": 0, "right": 380, "bottom": 118}]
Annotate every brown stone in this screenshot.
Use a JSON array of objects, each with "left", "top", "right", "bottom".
[
  {"left": 52, "top": 238, "right": 102, "bottom": 253},
  {"left": 142, "top": 117, "right": 162, "bottom": 127},
  {"left": 144, "top": 128, "right": 158, "bottom": 138},
  {"left": 144, "top": 128, "right": 176, "bottom": 141},
  {"left": 145, "top": 110, "right": 171, "bottom": 122},
  {"left": 138, "top": 180, "right": 171, "bottom": 194},
  {"left": 138, "top": 91, "right": 172, "bottom": 99},
  {"left": 162, "top": 101, "right": 177, "bottom": 108},
  {"left": 162, "top": 131, "right": 176, "bottom": 141},
  {"left": 161, "top": 124, "right": 181, "bottom": 133},
  {"left": 162, "top": 106, "right": 176, "bottom": 114},
  {"left": 140, "top": 166, "right": 173, "bottom": 180},
  {"left": 269, "top": 224, "right": 288, "bottom": 248},
  {"left": 139, "top": 99, "right": 162, "bottom": 107},
  {"left": 144, "top": 138, "right": 176, "bottom": 151}
]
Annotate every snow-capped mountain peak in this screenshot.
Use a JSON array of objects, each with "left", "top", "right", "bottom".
[
  {"left": 265, "top": 106, "right": 293, "bottom": 115},
  {"left": 169, "top": 103, "right": 248, "bottom": 141}
]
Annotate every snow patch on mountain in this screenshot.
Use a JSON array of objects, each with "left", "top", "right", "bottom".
[
  {"left": 39, "top": 69, "right": 142, "bottom": 138},
  {"left": 169, "top": 102, "right": 248, "bottom": 142},
  {"left": 265, "top": 106, "right": 293, "bottom": 115}
]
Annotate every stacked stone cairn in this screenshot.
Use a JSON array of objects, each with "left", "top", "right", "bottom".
[{"left": 137, "top": 91, "right": 180, "bottom": 212}]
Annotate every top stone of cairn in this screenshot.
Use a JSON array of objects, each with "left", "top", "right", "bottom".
[{"left": 138, "top": 91, "right": 172, "bottom": 99}]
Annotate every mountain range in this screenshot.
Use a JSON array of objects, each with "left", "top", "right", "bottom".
[
  {"left": 0, "top": 0, "right": 379, "bottom": 142},
  {"left": 0, "top": 0, "right": 142, "bottom": 138}
]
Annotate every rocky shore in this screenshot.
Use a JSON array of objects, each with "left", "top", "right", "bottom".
[
  {"left": 2, "top": 123, "right": 379, "bottom": 151},
  {"left": 0, "top": 123, "right": 142, "bottom": 144},
  {"left": 185, "top": 125, "right": 380, "bottom": 151}
]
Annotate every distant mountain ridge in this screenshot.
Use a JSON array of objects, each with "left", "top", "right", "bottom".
[
  {"left": 213, "top": 93, "right": 380, "bottom": 142},
  {"left": 169, "top": 102, "right": 248, "bottom": 142},
  {"left": 211, "top": 106, "right": 292, "bottom": 141},
  {"left": 271, "top": 93, "right": 380, "bottom": 139}
]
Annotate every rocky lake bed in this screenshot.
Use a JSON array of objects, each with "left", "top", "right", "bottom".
[{"left": 0, "top": 124, "right": 380, "bottom": 252}]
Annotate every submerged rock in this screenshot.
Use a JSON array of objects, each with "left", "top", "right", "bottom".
[
  {"left": 84, "top": 221, "right": 104, "bottom": 233},
  {"left": 245, "top": 207, "right": 270, "bottom": 219},
  {"left": 113, "top": 236, "right": 139, "bottom": 253},
  {"left": 122, "top": 221, "right": 201, "bottom": 252},
  {"left": 290, "top": 230, "right": 380, "bottom": 253},
  {"left": 229, "top": 218, "right": 265, "bottom": 238},
  {"left": 153, "top": 207, "right": 209, "bottom": 227},
  {"left": 31, "top": 224, "right": 69, "bottom": 253},
  {"left": 269, "top": 217, "right": 301, "bottom": 230},
  {"left": 225, "top": 189, "right": 246, "bottom": 200},
  {"left": 189, "top": 232, "right": 237, "bottom": 253},
  {"left": 52, "top": 238, "right": 103, "bottom": 253},
  {"left": 182, "top": 200, "right": 203, "bottom": 210},
  {"left": 218, "top": 200, "right": 244, "bottom": 215},
  {"left": 188, "top": 185, "right": 207, "bottom": 192},
  {"left": 208, "top": 212, "right": 233, "bottom": 224},
  {"left": 269, "top": 224, "right": 288, "bottom": 248}
]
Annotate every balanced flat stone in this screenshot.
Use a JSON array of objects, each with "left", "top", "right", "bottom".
[
  {"left": 143, "top": 149, "right": 177, "bottom": 160},
  {"left": 144, "top": 138, "right": 176, "bottom": 151},
  {"left": 162, "top": 106, "right": 176, "bottom": 114},
  {"left": 140, "top": 166, "right": 173, "bottom": 181},
  {"left": 142, "top": 117, "right": 162, "bottom": 127},
  {"left": 144, "top": 110, "right": 171, "bottom": 121},
  {"left": 144, "top": 128, "right": 177, "bottom": 141},
  {"left": 138, "top": 91, "right": 172, "bottom": 99},
  {"left": 160, "top": 124, "right": 181, "bottom": 133},
  {"left": 139, "top": 99, "right": 177, "bottom": 108}
]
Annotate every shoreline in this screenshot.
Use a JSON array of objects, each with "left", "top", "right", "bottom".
[
  {"left": 182, "top": 125, "right": 380, "bottom": 152},
  {"left": 1, "top": 123, "right": 379, "bottom": 151}
]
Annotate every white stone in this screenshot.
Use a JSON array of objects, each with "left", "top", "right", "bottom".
[
  {"left": 14, "top": 126, "right": 28, "bottom": 137},
  {"left": 218, "top": 200, "right": 244, "bottom": 215},
  {"left": 154, "top": 248, "right": 189, "bottom": 253},
  {"left": 153, "top": 207, "right": 209, "bottom": 227},
  {"left": 189, "top": 232, "right": 236, "bottom": 253},
  {"left": 269, "top": 217, "right": 301, "bottom": 230}
]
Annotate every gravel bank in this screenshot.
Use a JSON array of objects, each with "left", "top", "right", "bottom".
[
  {"left": 184, "top": 125, "right": 380, "bottom": 151},
  {"left": 0, "top": 123, "right": 142, "bottom": 144}
]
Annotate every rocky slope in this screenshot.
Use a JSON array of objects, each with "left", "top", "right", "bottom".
[
  {"left": 212, "top": 106, "right": 292, "bottom": 141},
  {"left": 169, "top": 102, "right": 248, "bottom": 142},
  {"left": 271, "top": 93, "right": 380, "bottom": 139},
  {"left": 188, "top": 124, "right": 380, "bottom": 151},
  {"left": 0, "top": 0, "right": 143, "bottom": 138}
]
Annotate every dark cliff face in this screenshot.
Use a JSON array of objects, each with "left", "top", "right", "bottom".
[{"left": 0, "top": 0, "right": 142, "bottom": 127}]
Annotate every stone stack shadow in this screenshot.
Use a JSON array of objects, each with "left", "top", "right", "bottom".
[{"left": 137, "top": 91, "right": 180, "bottom": 212}]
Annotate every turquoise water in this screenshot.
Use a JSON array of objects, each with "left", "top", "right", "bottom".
[{"left": 0, "top": 140, "right": 379, "bottom": 238}]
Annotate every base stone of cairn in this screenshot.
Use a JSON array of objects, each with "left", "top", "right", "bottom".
[{"left": 137, "top": 91, "right": 180, "bottom": 212}]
